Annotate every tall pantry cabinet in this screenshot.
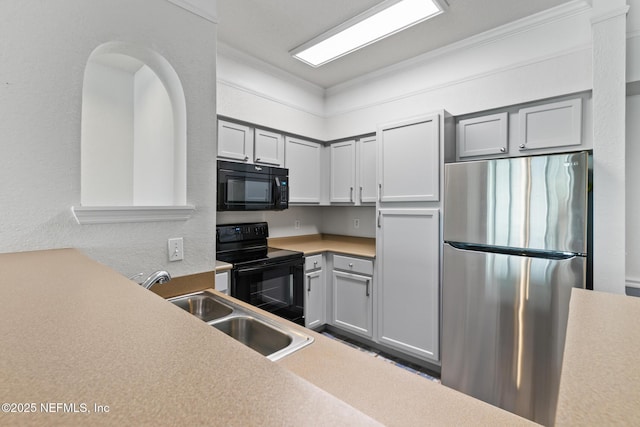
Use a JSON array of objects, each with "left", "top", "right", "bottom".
[{"left": 376, "top": 112, "right": 453, "bottom": 364}]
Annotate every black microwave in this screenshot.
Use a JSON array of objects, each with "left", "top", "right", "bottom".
[{"left": 217, "top": 160, "right": 289, "bottom": 211}]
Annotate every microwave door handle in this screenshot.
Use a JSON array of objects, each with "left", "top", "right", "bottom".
[{"left": 274, "top": 176, "right": 281, "bottom": 205}]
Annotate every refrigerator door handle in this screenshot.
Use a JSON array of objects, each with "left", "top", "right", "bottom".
[{"left": 446, "top": 241, "right": 581, "bottom": 260}]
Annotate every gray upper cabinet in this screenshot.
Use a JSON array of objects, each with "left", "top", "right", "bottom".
[
  {"left": 457, "top": 112, "right": 508, "bottom": 159},
  {"left": 285, "top": 136, "right": 322, "bottom": 203},
  {"left": 454, "top": 96, "right": 587, "bottom": 161},
  {"left": 254, "top": 128, "right": 284, "bottom": 167},
  {"left": 517, "top": 98, "right": 582, "bottom": 153},
  {"left": 378, "top": 114, "right": 440, "bottom": 202},
  {"left": 217, "top": 119, "right": 253, "bottom": 162},
  {"left": 358, "top": 136, "right": 377, "bottom": 203},
  {"left": 330, "top": 140, "right": 357, "bottom": 203}
]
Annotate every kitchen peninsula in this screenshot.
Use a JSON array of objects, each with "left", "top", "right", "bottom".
[{"left": 0, "top": 249, "right": 532, "bottom": 426}]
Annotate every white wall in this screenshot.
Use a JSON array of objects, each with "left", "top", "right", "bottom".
[
  {"left": 81, "top": 61, "right": 135, "bottom": 205},
  {"left": 0, "top": 0, "right": 217, "bottom": 279},
  {"left": 133, "top": 64, "right": 175, "bottom": 205}
]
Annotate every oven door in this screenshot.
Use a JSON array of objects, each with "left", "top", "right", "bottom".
[{"left": 231, "top": 258, "right": 304, "bottom": 325}]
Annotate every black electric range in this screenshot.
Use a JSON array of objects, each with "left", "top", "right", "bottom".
[{"left": 216, "top": 222, "right": 305, "bottom": 325}]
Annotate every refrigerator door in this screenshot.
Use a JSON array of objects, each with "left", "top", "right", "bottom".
[
  {"left": 441, "top": 243, "right": 586, "bottom": 426},
  {"left": 443, "top": 152, "right": 588, "bottom": 254}
]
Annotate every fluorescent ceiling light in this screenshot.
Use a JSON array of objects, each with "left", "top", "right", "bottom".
[{"left": 291, "top": 0, "right": 446, "bottom": 67}]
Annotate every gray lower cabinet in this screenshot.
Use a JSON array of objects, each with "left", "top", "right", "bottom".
[
  {"left": 376, "top": 208, "right": 440, "bottom": 363},
  {"left": 331, "top": 255, "right": 374, "bottom": 339},
  {"left": 304, "top": 254, "right": 325, "bottom": 329}
]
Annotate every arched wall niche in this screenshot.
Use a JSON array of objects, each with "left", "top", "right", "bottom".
[{"left": 74, "top": 41, "right": 193, "bottom": 224}]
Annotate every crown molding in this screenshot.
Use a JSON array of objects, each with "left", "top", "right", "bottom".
[
  {"left": 217, "top": 43, "right": 324, "bottom": 95},
  {"left": 166, "top": 0, "right": 217, "bottom": 23},
  {"left": 327, "top": 0, "right": 592, "bottom": 96},
  {"left": 326, "top": 44, "right": 592, "bottom": 118}
]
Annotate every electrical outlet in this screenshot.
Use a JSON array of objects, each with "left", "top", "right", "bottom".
[
  {"left": 168, "top": 237, "right": 184, "bottom": 262},
  {"left": 354, "top": 218, "right": 360, "bottom": 229},
  {"left": 294, "top": 220, "right": 301, "bottom": 230}
]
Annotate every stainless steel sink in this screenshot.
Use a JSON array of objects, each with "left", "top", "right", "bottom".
[
  {"left": 170, "top": 294, "right": 233, "bottom": 322},
  {"left": 168, "top": 291, "right": 313, "bottom": 361}
]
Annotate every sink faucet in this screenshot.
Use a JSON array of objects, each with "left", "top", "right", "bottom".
[{"left": 140, "top": 270, "right": 172, "bottom": 289}]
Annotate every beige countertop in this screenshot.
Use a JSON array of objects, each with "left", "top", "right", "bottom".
[
  {"left": 0, "top": 249, "right": 378, "bottom": 426},
  {"left": 268, "top": 234, "right": 376, "bottom": 258},
  {"left": 555, "top": 288, "right": 640, "bottom": 425},
  {"left": 215, "top": 260, "right": 232, "bottom": 272}
]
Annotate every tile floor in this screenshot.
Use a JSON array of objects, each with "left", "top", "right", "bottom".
[{"left": 321, "top": 331, "right": 440, "bottom": 382}]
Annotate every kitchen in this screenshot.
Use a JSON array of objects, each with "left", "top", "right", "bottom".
[{"left": 1, "top": 0, "right": 639, "bottom": 425}]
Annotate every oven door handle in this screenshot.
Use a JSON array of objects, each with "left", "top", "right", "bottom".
[{"left": 235, "top": 259, "right": 303, "bottom": 275}]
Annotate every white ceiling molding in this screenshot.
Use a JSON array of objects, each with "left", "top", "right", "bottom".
[
  {"left": 217, "top": 43, "right": 326, "bottom": 117},
  {"left": 327, "top": 0, "right": 592, "bottom": 95},
  {"left": 165, "top": 0, "right": 217, "bottom": 23},
  {"left": 590, "top": 5, "right": 630, "bottom": 25},
  {"left": 327, "top": 44, "right": 593, "bottom": 119}
]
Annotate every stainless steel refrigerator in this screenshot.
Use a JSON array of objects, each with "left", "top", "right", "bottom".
[{"left": 441, "top": 151, "right": 590, "bottom": 426}]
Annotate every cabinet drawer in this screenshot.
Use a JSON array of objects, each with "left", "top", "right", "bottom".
[
  {"left": 305, "top": 254, "right": 323, "bottom": 271},
  {"left": 333, "top": 254, "right": 373, "bottom": 276}
]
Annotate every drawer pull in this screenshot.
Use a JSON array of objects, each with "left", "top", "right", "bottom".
[{"left": 349, "top": 263, "right": 353, "bottom": 267}]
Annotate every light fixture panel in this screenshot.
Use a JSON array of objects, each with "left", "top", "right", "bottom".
[{"left": 291, "top": 0, "right": 447, "bottom": 67}]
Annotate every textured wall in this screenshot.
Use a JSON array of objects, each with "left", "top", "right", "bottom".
[{"left": 0, "top": 0, "right": 217, "bottom": 279}]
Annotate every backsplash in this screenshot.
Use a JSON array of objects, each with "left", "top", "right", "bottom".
[{"left": 216, "top": 206, "right": 375, "bottom": 238}]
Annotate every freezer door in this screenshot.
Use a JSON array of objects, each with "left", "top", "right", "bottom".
[
  {"left": 441, "top": 244, "right": 585, "bottom": 426},
  {"left": 444, "top": 152, "right": 588, "bottom": 254}
]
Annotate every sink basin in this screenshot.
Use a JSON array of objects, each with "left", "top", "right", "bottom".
[
  {"left": 167, "top": 291, "right": 313, "bottom": 361},
  {"left": 170, "top": 294, "right": 233, "bottom": 322},
  {"left": 211, "top": 316, "right": 292, "bottom": 357}
]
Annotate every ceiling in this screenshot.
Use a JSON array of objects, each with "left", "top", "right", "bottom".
[{"left": 216, "top": 0, "right": 576, "bottom": 88}]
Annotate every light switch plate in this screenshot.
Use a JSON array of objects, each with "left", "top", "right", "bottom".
[{"left": 168, "top": 237, "right": 184, "bottom": 261}]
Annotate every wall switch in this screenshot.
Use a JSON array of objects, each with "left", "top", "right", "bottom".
[
  {"left": 168, "top": 237, "right": 184, "bottom": 261},
  {"left": 294, "top": 219, "right": 301, "bottom": 230},
  {"left": 354, "top": 218, "right": 360, "bottom": 229}
]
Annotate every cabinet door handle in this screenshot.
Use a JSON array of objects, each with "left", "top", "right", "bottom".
[
  {"left": 255, "top": 157, "right": 261, "bottom": 162},
  {"left": 360, "top": 186, "right": 363, "bottom": 202},
  {"left": 350, "top": 187, "right": 354, "bottom": 203},
  {"left": 365, "top": 279, "right": 370, "bottom": 297},
  {"left": 243, "top": 155, "right": 249, "bottom": 161},
  {"left": 313, "top": 261, "right": 318, "bottom": 267},
  {"left": 307, "top": 276, "right": 311, "bottom": 292},
  {"left": 378, "top": 183, "right": 382, "bottom": 201},
  {"left": 377, "top": 211, "right": 381, "bottom": 228},
  {"left": 500, "top": 147, "right": 506, "bottom": 153},
  {"left": 519, "top": 144, "right": 526, "bottom": 150}
]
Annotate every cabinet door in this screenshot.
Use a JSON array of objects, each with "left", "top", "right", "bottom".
[
  {"left": 217, "top": 120, "right": 253, "bottom": 162},
  {"left": 379, "top": 115, "right": 440, "bottom": 202},
  {"left": 305, "top": 269, "right": 325, "bottom": 329},
  {"left": 254, "top": 128, "right": 284, "bottom": 166},
  {"left": 285, "top": 136, "right": 321, "bottom": 203},
  {"left": 330, "top": 140, "right": 356, "bottom": 203},
  {"left": 359, "top": 136, "right": 377, "bottom": 203},
  {"left": 332, "top": 270, "right": 373, "bottom": 339},
  {"left": 518, "top": 98, "right": 582, "bottom": 152},
  {"left": 457, "top": 112, "right": 508, "bottom": 159},
  {"left": 377, "top": 208, "right": 440, "bottom": 362}
]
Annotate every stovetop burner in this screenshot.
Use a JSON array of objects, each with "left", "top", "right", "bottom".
[{"left": 216, "top": 222, "right": 303, "bottom": 266}]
